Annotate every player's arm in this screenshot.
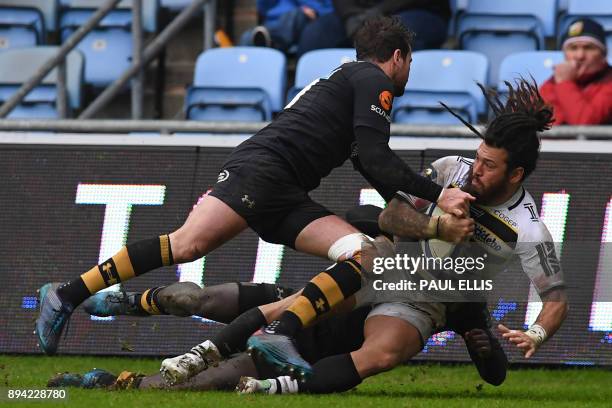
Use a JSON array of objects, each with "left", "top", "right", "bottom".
[
  {"left": 354, "top": 127, "right": 473, "bottom": 216},
  {"left": 498, "top": 288, "right": 568, "bottom": 359},
  {"left": 499, "top": 226, "right": 568, "bottom": 358},
  {"left": 351, "top": 69, "right": 473, "bottom": 216},
  {"left": 378, "top": 196, "right": 474, "bottom": 243}
]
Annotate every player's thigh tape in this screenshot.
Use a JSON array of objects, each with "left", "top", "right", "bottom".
[{"left": 328, "top": 233, "right": 370, "bottom": 262}]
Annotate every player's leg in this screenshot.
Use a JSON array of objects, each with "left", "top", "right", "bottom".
[
  {"left": 160, "top": 291, "right": 302, "bottom": 385},
  {"left": 241, "top": 310, "right": 425, "bottom": 394},
  {"left": 48, "top": 353, "right": 259, "bottom": 392},
  {"left": 248, "top": 206, "right": 379, "bottom": 377},
  {"left": 444, "top": 302, "right": 507, "bottom": 386},
  {"left": 143, "top": 353, "right": 258, "bottom": 391},
  {"left": 82, "top": 282, "right": 294, "bottom": 323},
  {"left": 35, "top": 195, "right": 248, "bottom": 355}
]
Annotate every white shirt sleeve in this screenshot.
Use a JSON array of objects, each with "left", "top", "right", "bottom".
[{"left": 516, "top": 221, "right": 565, "bottom": 296}]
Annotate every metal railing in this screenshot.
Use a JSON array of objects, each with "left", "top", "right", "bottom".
[
  {"left": 0, "top": 0, "right": 215, "bottom": 120},
  {"left": 0, "top": 120, "right": 610, "bottom": 140}
]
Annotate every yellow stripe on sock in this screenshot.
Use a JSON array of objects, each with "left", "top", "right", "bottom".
[
  {"left": 311, "top": 272, "right": 344, "bottom": 307},
  {"left": 287, "top": 296, "right": 317, "bottom": 327},
  {"left": 159, "top": 235, "right": 171, "bottom": 266},
  {"left": 140, "top": 289, "right": 161, "bottom": 315},
  {"left": 114, "top": 247, "right": 135, "bottom": 281},
  {"left": 81, "top": 266, "right": 106, "bottom": 294}
]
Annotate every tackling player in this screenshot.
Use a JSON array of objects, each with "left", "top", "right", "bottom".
[{"left": 35, "top": 15, "right": 472, "bottom": 356}]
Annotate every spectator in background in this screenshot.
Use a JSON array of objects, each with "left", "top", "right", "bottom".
[
  {"left": 540, "top": 18, "right": 612, "bottom": 125},
  {"left": 241, "top": 0, "right": 334, "bottom": 53},
  {"left": 297, "top": 0, "right": 451, "bottom": 56}
]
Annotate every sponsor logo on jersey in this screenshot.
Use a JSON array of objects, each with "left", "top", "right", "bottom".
[
  {"left": 473, "top": 225, "right": 503, "bottom": 251},
  {"left": 493, "top": 209, "right": 518, "bottom": 228},
  {"left": 371, "top": 104, "right": 391, "bottom": 123},
  {"left": 217, "top": 170, "right": 229, "bottom": 183},
  {"left": 379, "top": 90, "right": 393, "bottom": 111},
  {"left": 471, "top": 205, "right": 518, "bottom": 248}
]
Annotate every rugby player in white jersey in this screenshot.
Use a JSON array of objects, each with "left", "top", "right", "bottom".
[{"left": 242, "top": 78, "right": 569, "bottom": 394}]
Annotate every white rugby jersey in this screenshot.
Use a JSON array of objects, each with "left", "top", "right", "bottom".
[{"left": 398, "top": 155, "right": 565, "bottom": 296}]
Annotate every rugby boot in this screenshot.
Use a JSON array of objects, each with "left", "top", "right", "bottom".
[
  {"left": 160, "top": 340, "right": 223, "bottom": 385},
  {"left": 82, "top": 290, "right": 148, "bottom": 317},
  {"left": 246, "top": 328, "right": 312, "bottom": 381},
  {"left": 35, "top": 283, "right": 74, "bottom": 355},
  {"left": 48, "top": 369, "right": 117, "bottom": 389}
]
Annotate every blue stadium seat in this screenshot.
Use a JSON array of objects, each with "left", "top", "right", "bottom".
[
  {"left": 448, "top": 0, "right": 468, "bottom": 36},
  {"left": 60, "top": 0, "right": 159, "bottom": 87},
  {"left": 497, "top": 51, "right": 564, "bottom": 97},
  {"left": 186, "top": 47, "right": 286, "bottom": 122},
  {"left": 559, "top": 0, "right": 612, "bottom": 51},
  {"left": 287, "top": 48, "right": 355, "bottom": 103},
  {"left": 0, "top": 46, "right": 84, "bottom": 118},
  {"left": 457, "top": 0, "right": 556, "bottom": 85},
  {"left": 0, "top": 0, "right": 58, "bottom": 50},
  {"left": 392, "top": 50, "right": 488, "bottom": 125},
  {"left": 160, "top": 0, "right": 193, "bottom": 12}
]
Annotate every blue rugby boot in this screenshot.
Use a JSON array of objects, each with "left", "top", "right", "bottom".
[
  {"left": 246, "top": 328, "right": 313, "bottom": 381},
  {"left": 35, "top": 283, "right": 74, "bottom": 355},
  {"left": 82, "top": 290, "right": 148, "bottom": 317},
  {"left": 48, "top": 369, "right": 117, "bottom": 389}
]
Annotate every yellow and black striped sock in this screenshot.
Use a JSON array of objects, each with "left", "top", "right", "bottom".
[
  {"left": 57, "top": 235, "right": 174, "bottom": 307},
  {"left": 275, "top": 254, "right": 362, "bottom": 336},
  {"left": 135, "top": 287, "right": 168, "bottom": 315}
]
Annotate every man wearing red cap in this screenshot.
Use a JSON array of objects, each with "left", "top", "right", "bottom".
[{"left": 540, "top": 18, "right": 612, "bottom": 125}]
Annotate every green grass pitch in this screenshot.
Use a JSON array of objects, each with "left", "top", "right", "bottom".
[{"left": 1, "top": 355, "right": 611, "bottom": 407}]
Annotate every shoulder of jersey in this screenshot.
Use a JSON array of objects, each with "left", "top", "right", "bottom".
[
  {"left": 433, "top": 155, "right": 471, "bottom": 179},
  {"left": 346, "top": 61, "right": 391, "bottom": 81},
  {"left": 511, "top": 188, "right": 552, "bottom": 242}
]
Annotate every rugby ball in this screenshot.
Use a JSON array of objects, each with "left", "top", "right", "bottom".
[{"left": 420, "top": 204, "right": 456, "bottom": 259}]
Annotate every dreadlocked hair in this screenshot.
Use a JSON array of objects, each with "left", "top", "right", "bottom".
[{"left": 440, "top": 77, "right": 554, "bottom": 181}]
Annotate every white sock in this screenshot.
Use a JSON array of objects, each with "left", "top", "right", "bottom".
[{"left": 274, "top": 376, "right": 299, "bottom": 394}]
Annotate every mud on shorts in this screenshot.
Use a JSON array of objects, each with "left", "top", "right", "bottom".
[{"left": 208, "top": 145, "right": 333, "bottom": 248}]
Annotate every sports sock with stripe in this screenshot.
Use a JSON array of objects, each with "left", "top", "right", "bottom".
[
  {"left": 270, "top": 255, "right": 362, "bottom": 337},
  {"left": 57, "top": 235, "right": 174, "bottom": 307}
]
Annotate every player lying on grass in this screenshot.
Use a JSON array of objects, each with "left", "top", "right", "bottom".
[
  {"left": 49, "top": 293, "right": 507, "bottom": 392},
  {"left": 247, "top": 78, "right": 570, "bottom": 388}
]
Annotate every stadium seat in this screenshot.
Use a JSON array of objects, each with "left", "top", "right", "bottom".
[
  {"left": 0, "top": 0, "right": 58, "bottom": 51},
  {"left": 448, "top": 0, "right": 468, "bottom": 36},
  {"left": 59, "top": 0, "right": 159, "bottom": 87},
  {"left": 287, "top": 48, "right": 355, "bottom": 103},
  {"left": 0, "top": 46, "right": 84, "bottom": 118},
  {"left": 392, "top": 50, "right": 488, "bottom": 125},
  {"left": 160, "top": 0, "right": 193, "bottom": 12},
  {"left": 497, "top": 51, "right": 564, "bottom": 96},
  {"left": 186, "top": 47, "right": 286, "bottom": 122},
  {"left": 559, "top": 0, "right": 612, "bottom": 51},
  {"left": 457, "top": 0, "right": 556, "bottom": 85}
]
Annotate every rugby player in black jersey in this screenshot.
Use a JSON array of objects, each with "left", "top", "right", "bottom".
[{"left": 35, "top": 15, "right": 473, "bottom": 356}]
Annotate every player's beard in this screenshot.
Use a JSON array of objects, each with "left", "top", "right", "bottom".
[{"left": 464, "top": 170, "right": 509, "bottom": 205}]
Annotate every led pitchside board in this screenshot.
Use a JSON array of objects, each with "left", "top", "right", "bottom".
[{"left": 0, "top": 144, "right": 611, "bottom": 366}]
